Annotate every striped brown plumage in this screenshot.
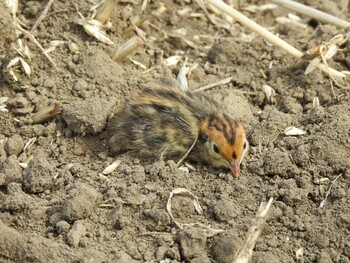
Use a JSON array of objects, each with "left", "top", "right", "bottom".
[{"left": 107, "top": 82, "right": 248, "bottom": 177}]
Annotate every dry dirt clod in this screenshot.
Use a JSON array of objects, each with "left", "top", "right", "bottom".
[
  {"left": 23, "top": 151, "right": 55, "bottom": 193},
  {"left": 113, "top": 251, "right": 142, "bottom": 263},
  {"left": 4, "top": 134, "right": 24, "bottom": 156},
  {"left": 1, "top": 1, "right": 350, "bottom": 262},
  {"left": 210, "top": 230, "right": 243, "bottom": 263},
  {"left": 2, "top": 182, "right": 31, "bottom": 211},
  {"left": 176, "top": 228, "right": 209, "bottom": 262},
  {"left": 61, "top": 183, "right": 102, "bottom": 221},
  {"left": 62, "top": 98, "right": 116, "bottom": 135},
  {"left": 66, "top": 220, "right": 86, "bottom": 247},
  {"left": 56, "top": 220, "right": 71, "bottom": 235},
  {"left": 0, "top": 155, "right": 22, "bottom": 186}
]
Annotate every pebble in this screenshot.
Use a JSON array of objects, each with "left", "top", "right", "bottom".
[{"left": 56, "top": 220, "right": 71, "bottom": 234}]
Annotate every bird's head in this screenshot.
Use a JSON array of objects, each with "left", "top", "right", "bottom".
[{"left": 200, "top": 113, "right": 248, "bottom": 177}]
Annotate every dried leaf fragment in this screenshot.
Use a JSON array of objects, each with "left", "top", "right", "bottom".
[
  {"left": 166, "top": 188, "right": 224, "bottom": 237},
  {"left": 0, "top": 106, "right": 9, "bottom": 112},
  {"left": 312, "top": 97, "right": 320, "bottom": 109},
  {"left": 80, "top": 19, "right": 114, "bottom": 45},
  {"left": 129, "top": 58, "right": 147, "bottom": 69},
  {"left": 319, "top": 174, "right": 342, "bottom": 208},
  {"left": 284, "top": 127, "right": 306, "bottom": 136},
  {"left": 4, "top": 0, "right": 18, "bottom": 16},
  {"left": 19, "top": 57, "right": 31, "bottom": 76},
  {"left": 303, "top": 34, "right": 348, "bottom": 85},
  {"left": 23, "top": 137, "right": 37, "bottom": 152},
  {"left": 262, "top": 84, "right": 276, "bottom": 104},
  {"left": 102, "top": 160, "right": 121, "bottom": 175},
  {"left": 163, "top": 55, "right": 182, "bottom": 67},
  {"left": 6, "top": 39, "right": 32, "bottom": 82},
  {"left": 177, "top": 57, "right": 189, "bottom": 93},
  {"left": 296, "top": 247, "right": 304, "bottom": 260},
  {"left": 19, "top": 155, "right": 33, "bottom": 169}
]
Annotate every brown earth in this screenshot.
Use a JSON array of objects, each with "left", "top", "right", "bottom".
[{"left": 0, "top": 0, "right": 350, "bottom": 262}]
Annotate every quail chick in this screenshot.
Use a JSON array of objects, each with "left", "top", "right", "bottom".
[{"left": 108, "top": 82, "right": 248, "bottom": 177}]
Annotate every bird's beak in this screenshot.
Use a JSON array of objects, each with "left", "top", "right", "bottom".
[{"left": 229, "top": 159, "right": 240, "bottom": 177}]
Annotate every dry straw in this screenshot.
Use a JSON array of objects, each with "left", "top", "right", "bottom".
[
  {"left": 112, "top": 37, "right": 144, "bottom": 62},
  {"left": 271, "top": 0, "right": 350, "bottom": 28},
  {"left": 94, "top": 0, "right": 116, "bottom": 24},
  {"left": 205, "top": 0, "right": 347, "bottom": 79},
  {"left": 233, "top": 198, "right": 274, "bottom": 263},
  {"left": 31, "top": 103, "right": 61, "bottom": 124}
]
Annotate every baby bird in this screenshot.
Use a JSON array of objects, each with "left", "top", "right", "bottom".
[{"left": 108, "top": 82, "right": 248, "bottom": 177}]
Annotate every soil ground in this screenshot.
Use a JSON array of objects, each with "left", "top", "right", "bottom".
[{"left": 0, "top": 0, "right": 350, "bottom": 262}]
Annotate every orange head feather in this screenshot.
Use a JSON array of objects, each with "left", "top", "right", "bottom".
[{"left": 200, "top": 113, "right": 247, "bottom": 177}]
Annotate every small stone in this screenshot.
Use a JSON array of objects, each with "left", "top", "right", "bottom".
[
  {"left": 73, "top": 143, "right": 85, "bottom": 156},
  {"left": 56, "top": 220, "right": 71, "bottom": 234},
  {"left": 5, "top": 134, "right": 24, "bottom": 156},
  {"left": 66, "top": 220, "right": 86, "bottom": 247},
  {"left": 44, "top": 78, "right": 55, "bottom": 89},
  {"left": 73, "top": 79, "right": 88, "bottom": 91},
  {"left": 68, "top": 42, "right": 79, "bottom": 54},
  {"left": 79, "top": 237, "right": 89, "bottom": 248}
]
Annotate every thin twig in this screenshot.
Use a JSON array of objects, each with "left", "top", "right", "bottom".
[
  {"left": 139, "top": 231, "right": 174, "bottom": 237},
  {"left": 205, "top": 0, "right": 346, "bottom": 79},
  {"left": 30, "top": 0, "right": 56, "bottom": 34},
  {"left": 17, "top": 26, "right": 58, "bottom": 69},
  {"left": 319, "top": 173, "right": 342, "bottom": 208},
  {"left": 233, "top": 198, "right": 274, "bottom": 263},
  {"left": 196, "top": 77, "right": 233, "bottom": 92},
  {"left": 196, "top": 78, "right": 260, "bottom": 95},
  {"left": 176, "top": 133, "right": 198, "bottom": 167},
  {"left": 271, "top": 0, "right": 350, "bottom": 28}
]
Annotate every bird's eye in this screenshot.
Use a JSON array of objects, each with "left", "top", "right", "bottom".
[
  {"left": 213, "top": 144, "right": 220, "bottom": 154},
  {"left": 232, "top": 152, "right": 237, "bottom": 160}
]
